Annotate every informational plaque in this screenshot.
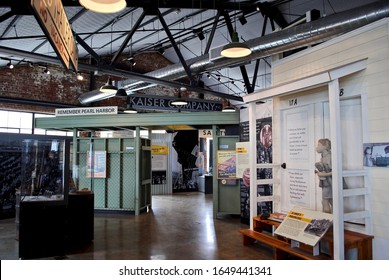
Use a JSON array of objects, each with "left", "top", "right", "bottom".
[
  {"left": 275, "top": 206, "right": 333, "bottom": 247},
  {"left": 286, "top": 110, "right": 310, "bottom": 163},
  {"left": 287, "top": 169, "right": 310, "bottom": 208},
  {"left": 281, "top": 104, "right": 315, "bottom": 212},
  {"left": 152, "top": 145, "right": 168, "bottom": 171},
  {"left": 86, "top": 151, "right": 106, "bottom": 178},
  {"left": 236, "top": 142, "right": 250, "bottom": 178}
]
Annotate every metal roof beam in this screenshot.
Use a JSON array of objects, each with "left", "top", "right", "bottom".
[
  {"left": 157, "top": 9, "right": 194, "bottom": 84},
  {"left": 110, "top": 9, "right": 147, "bottom": 66}
]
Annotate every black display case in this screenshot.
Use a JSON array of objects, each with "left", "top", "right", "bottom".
[{"left": 18, "top": 139, "right": 70, "bottom": 259}]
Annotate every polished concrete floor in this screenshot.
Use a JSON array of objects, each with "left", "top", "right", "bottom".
[{"left": 0, "top": 193, "right": 274, "bottom": 260}]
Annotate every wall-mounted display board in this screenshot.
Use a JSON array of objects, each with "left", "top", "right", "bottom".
[
  {"left": 86, "top": 150, "right": 106, "bottom": 178},
  {"left": 217, "top": 150, "right": 236, "bottom": 179}
]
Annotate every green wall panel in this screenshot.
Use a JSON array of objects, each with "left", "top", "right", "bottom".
[
  {"left": 122, "top": 138, "right": 135, "bottom": 151},
  {"left": 123, "top": 152, "right": 136, "bottom": 210},
  {"left": 93, "top": 179, "right": 106, "bottom": 209},
  {"left": 93, "top": 139, "right": 106, "bottom": 151},
  {"left": 107, "top": 138, "right": 120, "bottom": 152},
  {"left": 107, "top": 152, "right": 121, "bottom": 209}
]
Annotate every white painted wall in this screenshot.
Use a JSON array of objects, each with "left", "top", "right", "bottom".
[{"left": 271, "top": 19, "right": 389, "bottom": 259}]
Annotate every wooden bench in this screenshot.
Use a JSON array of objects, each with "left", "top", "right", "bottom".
[
  {"left": 242, "top": 215, "right": 374, "bottom": 260},
  {"left": 240, "top": 229, "right": 331, "bottom": 260},
  {"left": 322, "top": 227, "right": 373, "bottom": 259}
]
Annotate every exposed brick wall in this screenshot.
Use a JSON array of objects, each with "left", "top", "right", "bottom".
[
  {"left": 0, "top": 51, "right": 221, "bottom": 114},
  {"left": 0, "top": 63, "right": 92, "bottom": 114}
]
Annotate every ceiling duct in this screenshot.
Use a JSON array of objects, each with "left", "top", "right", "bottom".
[{"left": 79, "top": 0, "right": 389, "bottom": 104}]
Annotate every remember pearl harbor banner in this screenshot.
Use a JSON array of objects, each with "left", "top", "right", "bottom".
[
  {"left": 55, "top": 106, "right": 118, "bottom": 116},
  {"left": 128, "top": 94, "right": 223, "bottom": 112}
]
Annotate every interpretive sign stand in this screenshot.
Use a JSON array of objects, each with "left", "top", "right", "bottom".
[{"left": 274, "top": 206, "right": 333, "bottom": 256}]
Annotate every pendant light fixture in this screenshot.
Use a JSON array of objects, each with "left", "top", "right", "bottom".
[
  {"left": 43, "top": 66, "right": 50, "bottom": 75},
  {"left": 221, "top": 0, "right": 252, "bottom": 58},
  {"left": 100, "top": 76, "right": 118, "bottom": 93},
  {"left": 115, "top": 88, "right": 127, "bottom": 97},
  {"left": 79, "top": 0, "right": 127, "bottom": 14},
  {"left": 7, "top": 61, "right": 14, "bottom": 69},
  {"left": 123, "top": 103, "right": 137, "bottom": 114},
  {"left": 222, "top": 101, "right": 236, "bottom": 112},
  {"left": 171, "top": 88, "right": 188, "bottom": 106},
  {"left": 221, "top": 31, "right": 252, "bottom": 58}
]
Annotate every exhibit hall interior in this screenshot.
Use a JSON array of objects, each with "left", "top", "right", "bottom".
[{"left": 0, "top": 0, "right": 389, "bottom": 261}]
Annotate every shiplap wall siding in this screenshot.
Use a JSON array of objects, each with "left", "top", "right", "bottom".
[{"left": 272, "top": 19, "right": 389, "bottom": 259}]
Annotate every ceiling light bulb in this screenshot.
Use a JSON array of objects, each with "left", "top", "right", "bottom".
[
  {"left": 128, "top": 57, "right": 136, "bottom": 66},
  {"left": 44, "top": 67, "right": 50, "bottom": 74},
  {"left": 7, "top": 62, "right": 14, "bottom": 69},
  {"left": 76, "top": 72, "right": 84, "bottom": 81},
  {"left": 79, "top": 0, "right": 127, "bottom": 14}
]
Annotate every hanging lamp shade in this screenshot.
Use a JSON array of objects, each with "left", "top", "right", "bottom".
[
  {"left": 222, "top": 101, "right": 236, "bottom": 112},
  {"left": 171, "top": 90, "right": 188, "bottom": 106},
  {"left": 123, "top": 104, "right": 137, "bottom": 114},
  {"left": 79, "top": 0, "right": 127, "bottom": 14},
  {"left": 115, "top": 88, "right": 127, "bottom": 97},
  {"left": 171, "top": 98, "right": 188, "bottom": 106},
  {"left": 221, "top": 31, "right": 252, "bottom": 58},
  {"left": 100, "top": 77, "right": 118, "bottom": 93}
]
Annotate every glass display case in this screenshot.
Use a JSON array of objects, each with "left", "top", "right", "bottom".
[
  {"left": 19, "top": 138, "right": 70, "bottom": 204},
  {"left": 18, "top": 138, "right": 70, "bottom": 259}
]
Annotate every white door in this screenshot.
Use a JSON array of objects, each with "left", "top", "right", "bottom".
[{"left": 280, "top": 104, "right": 317, "bottom": 212}]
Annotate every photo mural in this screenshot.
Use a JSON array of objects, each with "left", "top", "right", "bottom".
[
  {"left": 239, "top": 104, "right": 273, "bottom": 225},
  {"left": 172, "top": 130, "right": 199, "bottom": 192}
]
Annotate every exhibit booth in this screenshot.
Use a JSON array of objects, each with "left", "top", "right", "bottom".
[
  {"left": 35, "top": 111, "right": 240, "bottom": 215},
  {"left": 239, "top": 18, "right": 389, "bottom": 259}
]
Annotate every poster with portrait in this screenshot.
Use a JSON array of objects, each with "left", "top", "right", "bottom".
[
  {"left": 217, "top": 150, "right": 237, "bottom": 179},
  {"left": 363, "top": 142, "right": 389, "bottom": 167},
  {"left": 86, "top": 150, "right": 106, "bottom": 178}
]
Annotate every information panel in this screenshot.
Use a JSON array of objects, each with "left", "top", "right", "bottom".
[{"left": 275, "top": 206, "right": 333, "bottom": 246}]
